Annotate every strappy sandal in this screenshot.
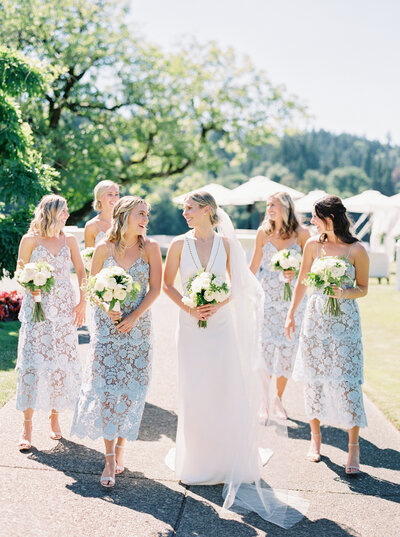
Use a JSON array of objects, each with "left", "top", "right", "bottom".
[
  {"left": 307, "top": 432, "right": 321, "bottom": 462},
  {"left": 100, "top": 453, "right": 116, "bottom": 488},
  {"left": 18, "top": 419, "right": 32, "bottom": 450},
  {"left": 115, "top": 444, "right": 125, "bottom": 475},
  {"left": 49, "top": 412, "right": 62, "bottom": 440},
  {"left": 345, "top": 443, "right": 360, "bottom": 475}
]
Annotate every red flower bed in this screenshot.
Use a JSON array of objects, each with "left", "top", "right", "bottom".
[{"left": 0, "top": 290, "right": 23, "bottom": 321}]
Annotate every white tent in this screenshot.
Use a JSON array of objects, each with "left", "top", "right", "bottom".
[
  {"left": 388, "top": 193, "right": 400, "bottom": 208},
  {"left": 294, "top": 189, "right": 328, "bottom": 213},
  {"left": 228, "top": 176, "right": 304, "bottom": 206},
  {"left": 342, "top": 190, "right": 393, "bottom": 213},
  {"left": 172, "top": 182, "right": 234, "bottom": 206}
]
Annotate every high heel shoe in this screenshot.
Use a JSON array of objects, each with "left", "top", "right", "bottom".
[
  {"left": 272, "top": 395, "right": 288, "bottom": 420},
  {"left": 307, "top": 432, "right": 321, "bottom": 462},
  {"left": 115, "top": 444, "right": 125, "bottom": 475},
  {"left": 18, "top": 419, "right": 32, "bottom": 450},
  {"left": 49, "top": 411, "right": 62, "bottom": 440},
  {"left": 100, "top": 453, "right": 116, "bottom": 488},
  {"left": 345, "top": 443, "right": 360, "bottom": 475}
]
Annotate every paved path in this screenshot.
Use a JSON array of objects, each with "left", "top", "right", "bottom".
[{"left": 1, "top": 293, "right": 399, "bottom": 537}]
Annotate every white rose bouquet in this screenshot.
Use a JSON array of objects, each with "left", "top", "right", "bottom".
[
  {"left": 182, "top": 269, "right": 230, "bottom": 328},
  {"left": 303, "top": 256, "right": 354, "bottom": 316},
  {"left": 81, "top": 247, "right": 95, "bottom": 274},
  {"left": 270, "top": 249, "right": 302, "bottom": 301},
  {"left": 16, "top": 262, "right": 55, "bottom": 322},
  {"left": 86, "top": 266, "right": 140, "bottom": 321}
]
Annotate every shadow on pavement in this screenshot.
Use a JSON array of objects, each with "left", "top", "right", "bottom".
[{"left": 138, "top": 402, "right": 177, "bottom": 442}]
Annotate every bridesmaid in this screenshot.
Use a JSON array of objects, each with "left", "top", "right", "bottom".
[
  {"left": 285, "top": 195, "right": 369, "bottom": 474},
  {"left": 71, "top": 196, "right": 162, "bottom": 487},
  {"left": 16, "top": 195, "right": 86, "bottom": 450},
  {"left": 84, "top": 180, "right": 120, "bottom": 247},
  {"left": 250, "top": 192, "right": 309, "bottom": 418}
]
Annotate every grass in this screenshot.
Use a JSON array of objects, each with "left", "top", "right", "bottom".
[
  {"left": 0, "top": 321, "right": 19, "bottom": 408},
  {"left": 359, "top": 277, "right": 400, "bottom": 429}
]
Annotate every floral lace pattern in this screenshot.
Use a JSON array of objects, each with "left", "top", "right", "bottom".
[
  {"left": 16, "top": 244, "right": 81, "bottom": 411},
  {"left": 71, "top": 256, "right": 152, "bottom": 441},
  {"left": 257, "top": 241, "right": 306, "bottom": 378},
  {"left": 293, "top": 260, "right": 367, "bottom": 428}
]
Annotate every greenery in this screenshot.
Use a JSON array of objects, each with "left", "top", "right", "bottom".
[
  {"left": 0, "top": 46, "right": 58, "bottom": 276},
  {"left": 0, "top": 321, "right": 19, "bottom": 408},
  {"left": 0, "top": 0, "right": 303, "bottom": 224},
  {"left": 359, "top": 279, "right": 400, "bottom": 429}
]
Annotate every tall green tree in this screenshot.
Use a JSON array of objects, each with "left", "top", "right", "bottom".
[
  {"left": 0, "top": 46, "right": 58, "bottom": 276},
  {"left": 0, "top": 0, "right": 303, "bottom": 222}
]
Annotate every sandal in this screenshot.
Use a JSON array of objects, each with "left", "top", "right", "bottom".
[
  {"left": 49, "top": 412, "right": 62, "bottom": 440},
  {"left": 272, "top": 395, "right": 288, "bottom": 420},
  {"left": 18, "top": 419, "right": 32, "bottom": 450},
  {"left": 307, "top": 432, "right": 321, "bottom": 462},
  {"left": 345, "top": 443, "right": 360, "bottom": 475},
  {"left": 100, "top": 453, "right": 116, "bottom": 488},
  {"left": 115, "top": 444, "right": 125, "bottom": 475}
]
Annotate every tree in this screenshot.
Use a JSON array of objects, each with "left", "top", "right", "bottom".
[
  {"left": 0, "top": 0, "right": 303, "bottom": 223},
  {"left": 0, "top": 46, "right": 58, "bottom": 276},
  {"left": 326, "top": 167, "right": 369, "bottom": 198}
]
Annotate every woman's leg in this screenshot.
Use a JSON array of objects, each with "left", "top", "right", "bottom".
[
  {"left": 276, "top": 376, "right": 288, "bottom": 399},
  {"left": 115, "top": 437, "right": 126, "bottom": 474},
  {"left": 307, "top": 418, "right": 322, "bottom": 462},
  {"left": 19, "top": 408, "right": 33, "bottom": 449},
  {"left": 346, "top": 425, "right": 360, "bottom": 474},
  {"left": 101, "top": 438, "right": 116, "bottom": 487},
  {"left": 49, "top": 409, "right": 62, "bottom": 440}
]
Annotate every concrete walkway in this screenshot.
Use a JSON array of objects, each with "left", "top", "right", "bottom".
[{"left": 1, "top": 293, "right": 399, "bottom": 537}]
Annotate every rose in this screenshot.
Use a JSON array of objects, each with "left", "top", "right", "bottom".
[
  {"left": 114, "top": 286, "right": 127, "bottom": 301},
  {"left": 102, "top": 290, "right": 113, "bottom": 302},
  {"left": 279, "top": 257, "right": 292, "bottom": 270},
  {"left": 182, "top": 295, "right": 196, "bottom": 308},
  {"left": 105, "top": 277, "right": 117, "bottom": 290},
  {"left": 94, "top": 278, "right": 106, "bottom": 292},
  {"left": 33, "top": 273, "right": 47, "bottom": 286}
]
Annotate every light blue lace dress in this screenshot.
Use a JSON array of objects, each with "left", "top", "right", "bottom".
[
  {"left": 71, "top": 255, "right": 152, "bottom": 440},
  {"left": 293, "top": 256, "right": 367, "bottom": 429},
  {"left": 257, "top": 241, "right": 306, "bottom": 378},
  {"left": 16, "top": 239, "right": 81, "bottom": 411}
]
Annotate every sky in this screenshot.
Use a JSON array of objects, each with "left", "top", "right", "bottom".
[{"left": 131, "top": 0, "right": 400, "bottom": 144}]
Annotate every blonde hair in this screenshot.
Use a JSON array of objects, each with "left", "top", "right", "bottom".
[
  {"left": 29, "top": 194, "right": 67, "bottom": 237},
  {"left": 262, "top": 192, "right": 300, "bottom": 239},
  {"left": 186, "top": 191, "right": 219, "bottom": 225},
  {"left": 93, "top": 180, "right": 119, "bottom": 211},
  {"left": 107, "top": 196, "right": 149, "bottom": 253}
]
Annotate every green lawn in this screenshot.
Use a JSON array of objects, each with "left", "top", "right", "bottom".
[
  {"left": 0, "top": 321, "right": 19, "bottom": 408},
  {"left": 359, "top": 278, "right": 400, "bottom": 429}
]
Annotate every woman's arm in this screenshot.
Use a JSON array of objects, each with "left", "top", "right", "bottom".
[
  {"left": 285, "top": 239, "right": 316, "bottom": 340},
  {"left": 67, "top": 235, "right": 86, "bottom": 327},
  {"left": 249, "top": 227, "right": 266, "bottom": 274},
  {"left": 16, "top": 235, "right": 39, "bottom": 297},
  {"left": 116, "top": 240, "right": 162, "bottom": 333},
  {"left": 84, "top": 221, "right": 96, "bottom": 248},
  {"left": 297, "top": 226, "right": 311, "bottom": 251}
]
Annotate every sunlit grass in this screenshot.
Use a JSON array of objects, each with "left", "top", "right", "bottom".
[{"left": 0, "top": 321, "right": 19, "bottom": 408}]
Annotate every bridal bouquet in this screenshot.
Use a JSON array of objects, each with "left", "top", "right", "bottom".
[
  {"left": 182, "top": 269, "right": 230, "bottom": 328},
  {"left": 270, "top": 249, "right": 302, "bottom": 301},
  {"left": 86, "top": 266, "right": 140, "bottom": 321},
  {"left": 81, "top": 247, "right": 95, "bottom": 274},
  {"left": 16, "top": 262, "right": 55, "bottom": 322},
  {"left": 303, "top": 256, "right": 353, "bottom": 316}
]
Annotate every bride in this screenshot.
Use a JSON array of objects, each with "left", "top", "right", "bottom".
[{"left": 163, "top": 191, "right": 308, "bottom": 527}]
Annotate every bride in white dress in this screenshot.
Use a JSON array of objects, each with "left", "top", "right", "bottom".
[{"left": 163, "top": 191, "right": 308, "bottom": 527}]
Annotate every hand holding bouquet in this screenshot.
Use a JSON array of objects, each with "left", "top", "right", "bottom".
[
  {"left": 303, "top": 256, "right": 354, "bottom": 316},
  {"left": 182, "top": 270, "right": 230, "bottom": 328},
  {"left": 16, "top": 262, "right": 55, "bottom": 322},
  {"left": 270, "top": 249, "right": 302, "bottom": 301},
  {"left": 81, "top": 247, "right": 95, "bottom": 274},
  {"left": 86, "top": 266, "right": 140, "bottom": 323}
]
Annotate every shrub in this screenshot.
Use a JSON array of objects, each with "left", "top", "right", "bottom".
[{"left": 0, "top": 290, "right": 22, "bottom": 321}]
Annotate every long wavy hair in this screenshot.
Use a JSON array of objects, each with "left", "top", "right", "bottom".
[
  {"left": 186, "top": 191, "right": 219, "bottom": 226},
  {"left": 261, "top": 192, "right": 300, "bottom": 239},
  {"left": 29, "top": 194, "right": 67, "bottom": 237},
  {"left": 106, "top": 196, "right": 149, "bottom": 254},
  {"left": 93, "top": 180, "right": 119, "bottom": 211},
  {"left": 314, "top": 195, "right": 358, "bottom": 244}
]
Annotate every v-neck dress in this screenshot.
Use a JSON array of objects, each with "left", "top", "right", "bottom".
[
  {"left": 257, "top": 240, "right": 306, "bottom": 378},
  {"left": 16, "top": 241, "right": 81, "bottom": 411},
  {"left": 71, "top": 255, "right": 152, "bottom": 441}
]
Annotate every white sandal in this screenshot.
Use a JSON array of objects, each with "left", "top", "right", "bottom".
[
  {"left": 307, "top": 432, "right": 321, "bottom": 462},
  {"left": 115, "top": 444, "right": 125, "bottom": 475},
  {"left": 100, "top": 453, "right": 116, "bottom": 488},
  {"left": 49, "top": 412, "right": 62, "bottom": 440},
  {"left": 18, "top": 419, "right": 32, "bottom": 450},
  {"left": 345, "top": 443, "right": 360, "bottom": 475}
]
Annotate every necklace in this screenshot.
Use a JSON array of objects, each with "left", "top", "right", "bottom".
[{"left": 121, "top": 238, "right": 139, "bottom": 249}]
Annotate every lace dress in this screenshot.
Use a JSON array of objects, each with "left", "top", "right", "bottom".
[
  {"left": 16, "top": 239, "right": 81, "bottom": 411},
  {"left": 71, "top": 255, "right": 152, "bottom": 441},
  {"left": 293, "top": 256, "right": 367, "bottom": 429},
  {"left": 258, "top": 241, "right": 306, "bottom": 378}
]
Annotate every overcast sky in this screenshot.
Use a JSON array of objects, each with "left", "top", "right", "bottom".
[{"left": 131, "top": 0, "right": 400, "bottom": 144}]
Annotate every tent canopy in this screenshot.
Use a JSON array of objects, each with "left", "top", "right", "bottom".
[
  {"left": 228, "top": 176, "right": 304, "bottom": 206},
  {"left": 342, "top": 190, "right": 393, "bottom": 213},
  {"left": 294, "top": 189, "right": 328, "bottom": 213},
  {"left": 172, "top": 182, "right": 234, "bottom": 206}
]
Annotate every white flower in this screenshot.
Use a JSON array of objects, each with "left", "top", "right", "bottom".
[
  {"left": 105, "top": 277, "right": 117, "bottom": 290},
  {"left": 192, "top": 279, "right": 206, "bottom": 293},
  {"left": 279, "top": 257, "right": 292, "bottom": 270},
  {"left": 94, "top": 278, "right": 106, "bottom": 292},
  {"left": 182, "top": 296, "right": 196, "bottom": 308},
  {"left": 33, "top": 273, "right": 47, "bottom": 286},
  {"left": 109, "top": 266, "right": 125, "bottom": 276},
  {"left": 213, "top": 276, "right": 224, "bottom": 287},
  {"left": 204, "top": 290, "right": 214, "bottom": 301},
  {"left": 114, "top": 286, "right": 127, "bottom": 301},
  {"left": 19, "top": 269, "right": 33, "bottom": 283},
  {"left": 103, "top": 290, "right": 113, "bottom": 302}
]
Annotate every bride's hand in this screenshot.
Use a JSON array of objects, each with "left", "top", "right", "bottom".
[{"left": 195, "top": 303, "right": 221, "bottom": 320}]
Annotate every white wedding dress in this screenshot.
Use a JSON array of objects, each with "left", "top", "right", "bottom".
[{"left": 168, "top": 217, "right": 308, "bottom": 528}]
